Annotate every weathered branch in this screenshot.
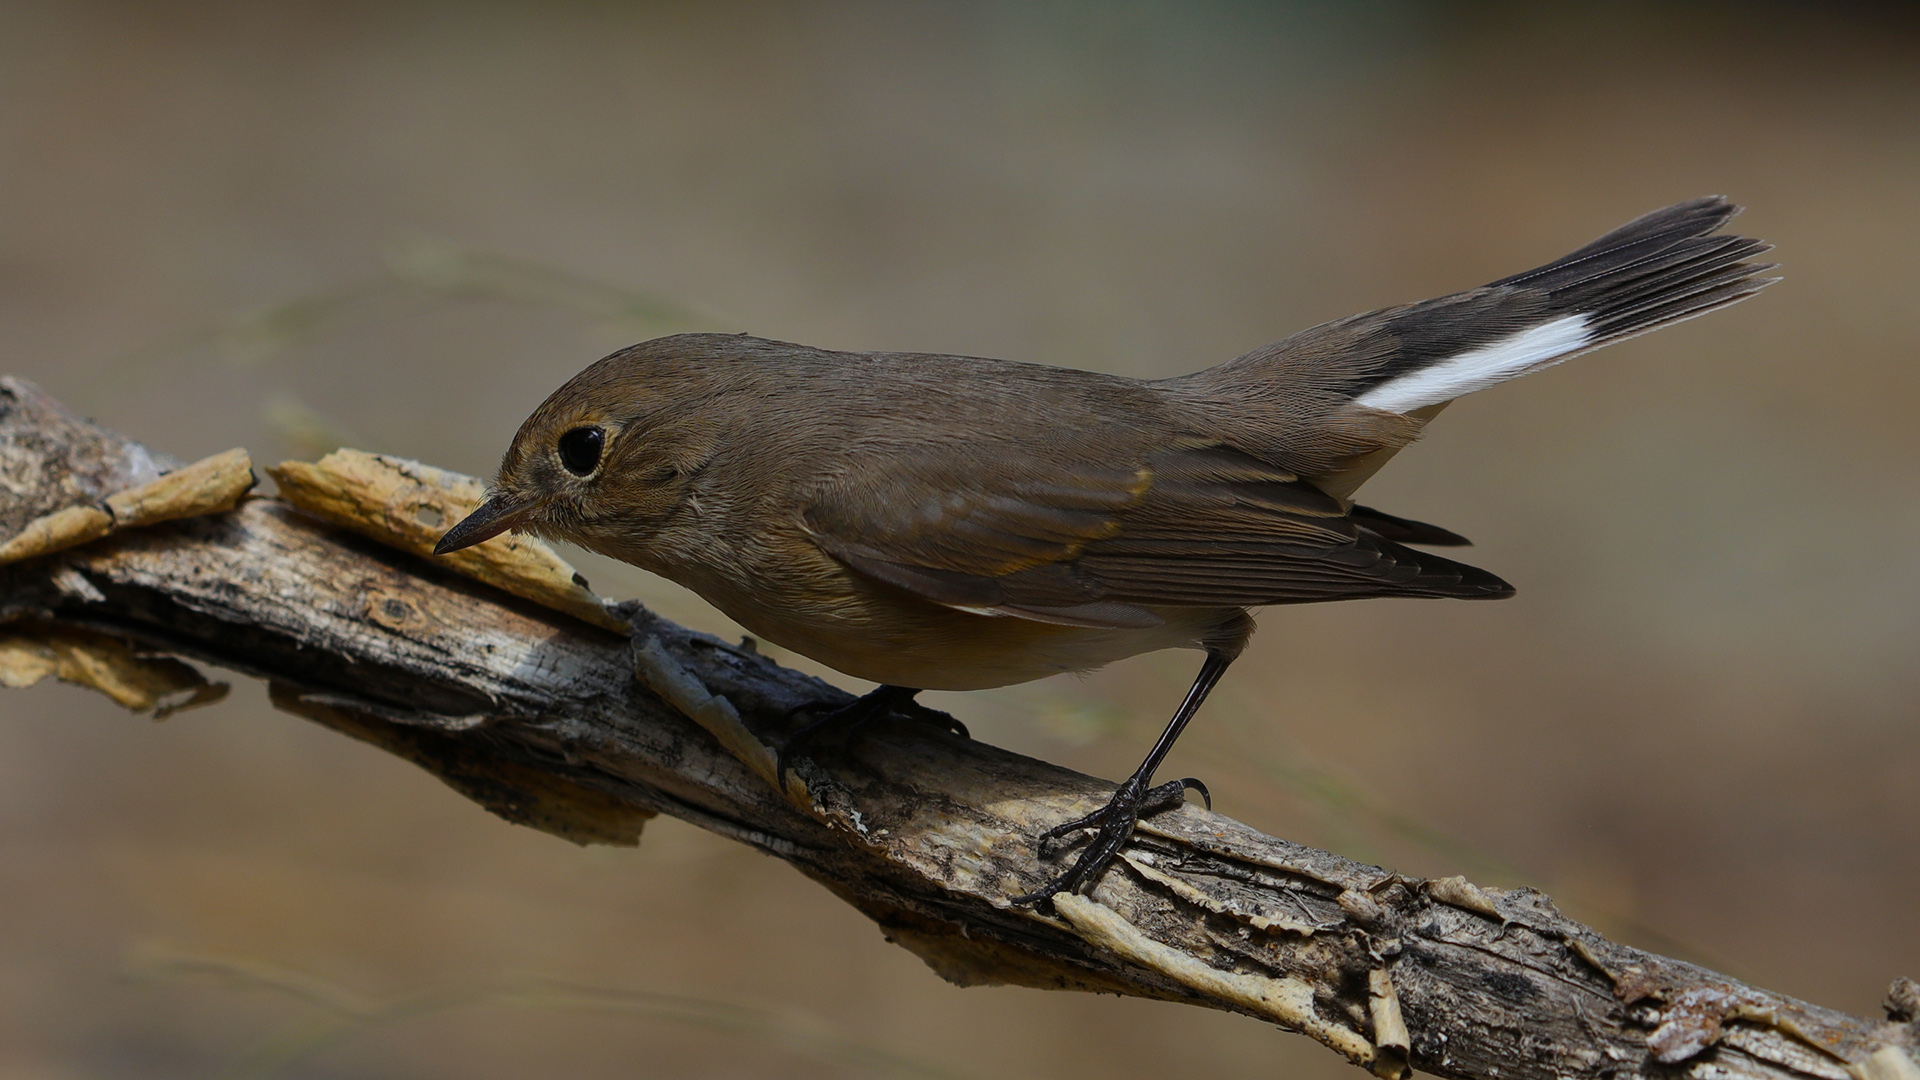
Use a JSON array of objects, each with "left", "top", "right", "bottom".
[{"left": 3, "top": 374, "right": 1916, "bottom": 1080}]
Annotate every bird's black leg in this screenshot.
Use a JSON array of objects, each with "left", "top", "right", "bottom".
[
  {"left": 1012, "top": 650, "right": 1231, "bottom": 905},
  {"left": 776, "top": 684, "right": 968, "bottom": 783}
]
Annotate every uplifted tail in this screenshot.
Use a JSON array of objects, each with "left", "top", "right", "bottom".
[
  {"left": 1176, "top": 197, "right": 1777, "bottom": 487},
  {"left": 1353, "top": 196, "right": 1776, "bottom": 413}
]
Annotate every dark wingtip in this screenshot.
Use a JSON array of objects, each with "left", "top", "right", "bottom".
[
  {"left": 1349, "top": 504, "right": 1474, "bottom": 547},
  {"left": 1453, "top": 560, "right": 1516, "bottom": 599},
  {"left": 1487, "top": 196, "right": 1758, "bottom": 291}
]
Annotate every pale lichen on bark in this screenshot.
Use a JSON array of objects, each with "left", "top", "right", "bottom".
[{"left": 2, "top": 373, "right": 1917, "bottom": 1080}]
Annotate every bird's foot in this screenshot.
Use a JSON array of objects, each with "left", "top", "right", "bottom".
[
  {"left": 775, "top": 685, "right": 966, "bottom": 783},
  {"left": 1011, "top": 775, "right": 1209, "bottom": 905}
]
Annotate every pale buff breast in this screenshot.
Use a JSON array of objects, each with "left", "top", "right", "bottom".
[{"left": 664, "top": 547, "right": 1235, "bottom": 690}]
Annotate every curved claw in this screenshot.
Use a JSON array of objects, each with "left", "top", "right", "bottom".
[
  {"left": 1178, "top": 777, "right": 1211, "bottom": 811},
  {"left": 1013, "top": 774, "right": 1213, "bottom": 906},
  {"left": 1011, "top": 827, "right": 1127, "bottom": 905},
  {"left": 898, "top": 699, "right": 968, "bottom": 740},
  {"left": 774, "top": 740, "right": 806, "bottom": 786},
  {"left": 773, "top": 733, "right": 812, "bottom": 786},
  {"left": 772, "top": 685, "right": 960, "bottom": 786},
  {"left": 775, "top": 699, "right": 855, "bottom": 784}
]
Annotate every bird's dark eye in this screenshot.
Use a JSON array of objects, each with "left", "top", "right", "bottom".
[{"left": 557, "top": 426, "right": 605, "bottom": 476}]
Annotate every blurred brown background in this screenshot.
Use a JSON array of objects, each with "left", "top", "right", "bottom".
[{"left": 4, "top": 3, "right": 1918, "bottom": 1078}]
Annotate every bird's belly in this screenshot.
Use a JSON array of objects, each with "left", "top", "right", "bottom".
[
  {"left": 750, "top": 611, "right": 1213, "bottom": 690},
  {"left": 694, "top": 573, "right": 1223, "bottom": 690},
  {"left": 772, "top": 614, "right": 1212, "bottom": 691}
]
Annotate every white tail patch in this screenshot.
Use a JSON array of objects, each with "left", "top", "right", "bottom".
[{"left": 1355, "top": 314, "right": 1591, "bottom": 414}]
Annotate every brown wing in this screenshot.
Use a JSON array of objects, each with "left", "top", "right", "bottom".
[
  {"left": 803, "top": 443, "right": 1512, "bottom": 629},
  {"left": 801, "top": 453, "right": 1164, "bottom": 628}
]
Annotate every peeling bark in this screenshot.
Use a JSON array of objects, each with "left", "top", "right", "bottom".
[{"left": 3, "top": 374, "right": 1917, "bottom": 1080}]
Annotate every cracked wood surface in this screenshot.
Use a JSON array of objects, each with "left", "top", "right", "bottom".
[{"left": 3, "top": 374, "right": 1917, "bottom": 1080}]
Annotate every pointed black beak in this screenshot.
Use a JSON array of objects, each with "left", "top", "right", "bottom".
[{"left": 434, "top": 493, "right": 537, "bottom": 555}]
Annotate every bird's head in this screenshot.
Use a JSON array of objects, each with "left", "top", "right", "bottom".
[{"left": 434, "top": 337, "right": 731, "bottom": 560}]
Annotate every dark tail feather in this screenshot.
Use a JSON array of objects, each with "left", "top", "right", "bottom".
[
  {"left": 1343, "top": 197, "right": 1778, "bottom": 415},
  {"left": 1173, "top": 197, "right": 1777, "bottom": 483},
  {"left": 1486, "top": 195, "right": 1778, "bottom": 351}
]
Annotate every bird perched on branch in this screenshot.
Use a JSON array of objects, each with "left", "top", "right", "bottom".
[{"left": 436, "top": 197, "right": 1776, "bottom": 903}]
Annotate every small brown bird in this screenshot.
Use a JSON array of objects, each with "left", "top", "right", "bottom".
[{"left": 437, "top": 197, "right": 1775, "bottom": 902}]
